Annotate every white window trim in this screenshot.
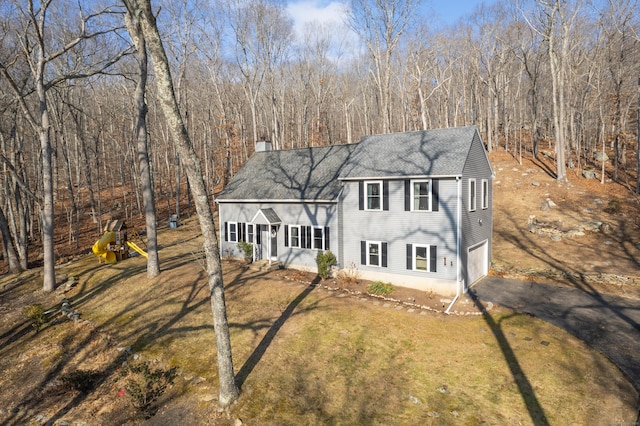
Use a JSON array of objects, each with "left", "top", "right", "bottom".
[
  {"left": 247, "top": 224, "right": 254, "bottom": 243},
  {"left": 469, "top": 178, "right": 477, "bottom": 212},
  {"left": 228, "top": 221, "right": 238, "bottom": 243},
  {"left": 412, "top": 244, "right": 431, "bottom": 272},
  {"left": 312, "top": 227, "right": 325, "bottom": 250},
  {"left": 411, "top": 179, "right": 431, "bottom": 211},
  {"left": 481, "top": 179, "right": 489, "bottom": 210},
  {"left": 289, "top": 225, "right": 301, "bottom": 248},
  {"left": 366, "top": 240, "right": 382, "bottom": 267},
  {"left": 364, "top": 180, "right": 383, "bottom": 211}
]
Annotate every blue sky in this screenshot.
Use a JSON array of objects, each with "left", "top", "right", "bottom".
[{"left": 286, "top": 0, "right": 495, "bottom": 38}]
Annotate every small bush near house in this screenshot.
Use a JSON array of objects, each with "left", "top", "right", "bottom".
[
  {"left": 237, "top": 241, "right": 254, "bottom": 263},
  {"left": 316, "top": 250, "right": 337, "bottom": 279},
  {"left": 367, "top": 281, "right": 394, "bottom": 296},
  {"left": 336, "top": 261, "right": 361, "bottom": 285},
  {"left": 605, "top": 198, "right": 622, "bottom": 214},
  {"left": 23, "top": 303, "right": 47, "bottom": 332},
  {"left": 120, "top": 362, "right": 178, "bottom": 419}
]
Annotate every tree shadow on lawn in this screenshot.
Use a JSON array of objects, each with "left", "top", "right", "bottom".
[
  {"left": 469, "top": 291, "right": 550, "bottom": 426},
  {"left": 235, "top": 275, "right": 321, "bottom": 389}
]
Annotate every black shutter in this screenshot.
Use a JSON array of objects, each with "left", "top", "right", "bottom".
[
  {"left": 381, "top": 242, "right": 388, "bottom": 267},
  {"left": 359, "top": 181, "right": 364, "bottom": 210},
  {"left": 361, "top": 241, "right": 366, "bottom": 265},
  {"left": 404, "top": 180, "right": 411, "bottom": 211},
  {"left": 256, "top": 225, "right": 261, "bottom": 245},
  {"left": 406, "top": 244, "right": 412, "bottom": 270},
  {"left": 432, "top": 179, "right": 439, "bottom": 212},
  {"left": 324, "top": 227, "right": 330, "bottom": 250},
  {"left": 284, "top": 225, "right": 289, "bottom": 247},
  {"left": 224, "top": 222, "right": 228, "bottom": 242},
  {"left": 383, "top": 181, "right": 389, "bottom": 211},
  {"left": 301, "top": 226, "right": 306, "bottom": 249},
  {"left": 430, "top": 245, "right": 437, "bottom": 272},
  {"left": 306, "top": 227, "right": 312, "bottom": 249}
]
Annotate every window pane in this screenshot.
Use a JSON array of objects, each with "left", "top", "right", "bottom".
[
  {"left": 248, "top": 225, "right": 253, "bottom": 243},
  {"left": 367, "top": 183, "right": 381, "bottom": 210},
  {"left": 369, "top": 243, "right": 380, "bottom": 266},
  {"left": 415, "top": 246, "right": 427, "bottom": 271},
  {"left": 413, "top": 181, "right": 430, "bottom": 211},
  {"left": 313, "top": 228, "right": 323, "bottom": 249},
  {"left": 230, "top": 223, "right": 237, "bottom": 241},
  {"left": 291, "top": 227, "right": 299, "bottom": 247}
]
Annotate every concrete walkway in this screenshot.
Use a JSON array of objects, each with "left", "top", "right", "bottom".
[{"left": 471, "top": 277, "right": 640, "bottom": 392}]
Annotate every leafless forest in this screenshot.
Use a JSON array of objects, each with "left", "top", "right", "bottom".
[{"left": 1, "top": 0, "right": 639, "bottom": 274}]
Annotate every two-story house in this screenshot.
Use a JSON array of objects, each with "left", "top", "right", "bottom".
[{"left": 216, "top": 126, "right": 494, "bottom": 297}]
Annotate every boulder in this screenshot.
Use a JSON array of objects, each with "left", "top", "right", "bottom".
[
  {"left": 582, "top": 170, "right": 598, "bottom": 179},
  {"left": 594, "top": 151, "right": 609, "bottom": 162}
]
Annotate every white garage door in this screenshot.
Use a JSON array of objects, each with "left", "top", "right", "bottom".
[{"left": 467, "top": 241, "right": 488, "bottom": 287}]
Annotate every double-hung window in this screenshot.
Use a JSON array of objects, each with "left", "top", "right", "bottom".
[
  {"left": 247, "top": 224, "right": 254, "bottom": 243},
  {"left": 469, "top": 179, "right": 477, "bottom": 212},
  {"left": 481, "top": 179, "right": 488, "bottom": 210},
  {"left": 366, "top": 181, "right": 382, "bottom": 210},
  {"left": 412, "top": 180, "right": 431, "bottom": 211},
  {"left": 406, "top": 243, "right": 437, "bottom": 272},
  {"left": 228, "top": 222, "right": 238, "bottom": 242},
  {"left": 289, "top": 225, "right": 300, "bottom": 248},
  {"left": 361, "top": 240, "right": 387, "bottom": 267},
  {"left": 313, "top": 228, "right": 324, "bottom": 250}
]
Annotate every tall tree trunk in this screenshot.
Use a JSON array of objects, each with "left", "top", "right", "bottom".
[
  {"left": 125, "top": 8, "right": 160, "bottom": 278},
  {"left": 0, "top": 205, "right": 22, "bottom": 273},
  {"left": 125, "top": 0, "right": 240, "bottom": 407}
]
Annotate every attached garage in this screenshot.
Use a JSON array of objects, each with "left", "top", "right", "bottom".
[{"left": 467, "top": 240, "right": 488, "bottom": 288}]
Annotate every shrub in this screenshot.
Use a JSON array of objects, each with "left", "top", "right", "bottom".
[
  {"left": 237, "top": 241, "right": 254, "bottom": 263},
  {"left": 367, "top": 281, "right": 394, "bottom": 296},
  {"left": 336, "top": 261, "right": 361, "bottom": 285},
  {"left": 316, "top": 250, "right": 337, "bottom": 279},
  {"left": 61, "top": 369, "right": 102, "bottom": 393},
  {"left": 605, "top": 198, "right": 622, "bottom": 214},
  {"left": 120, "top": 362, "right": 178, "bottom": 419},
  {"left": 23, "top": 303, "right": 47, "bottom": 332}
]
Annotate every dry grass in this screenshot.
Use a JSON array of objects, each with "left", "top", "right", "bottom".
[{"left": 0, "top": 216, "right": 637, "bottom": 424}]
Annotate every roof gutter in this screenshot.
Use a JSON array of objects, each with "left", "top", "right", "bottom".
[
  {"left": 339, "top": 174, "right": 462, "bottom": 181},
  {"left": 215, "top": 198, "right": 338, "bottom": 204}
]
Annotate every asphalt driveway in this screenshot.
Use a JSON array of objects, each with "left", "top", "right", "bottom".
[{"left": 471, "top": 276, "right": 640, "bottom": 392}]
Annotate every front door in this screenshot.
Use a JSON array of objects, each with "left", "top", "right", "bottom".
[{"left": 270, "top": 225, "right": 278, "bottom": 259}]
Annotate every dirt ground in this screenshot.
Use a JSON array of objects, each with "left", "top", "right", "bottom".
[{"left": 0, "top": 147, "right": 639, "bottom": 424}]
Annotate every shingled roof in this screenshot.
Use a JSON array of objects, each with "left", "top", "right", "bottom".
[
  {"left": 217, "top": 126, "right": 481, "bottom": 202},
  {"left": 217, "top": 144, "right": 357, "bottom": 202},
  {"left": 339, "top": 126, "right": 478, "bottom": 179}
]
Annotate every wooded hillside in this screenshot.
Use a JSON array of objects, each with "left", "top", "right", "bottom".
[{"left": 1, "top": 0, "right": 639, "bottom": 275}]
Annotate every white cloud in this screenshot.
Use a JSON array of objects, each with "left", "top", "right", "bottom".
[{"left": 286, "top": 0, "right": 350, "bottom": 40}]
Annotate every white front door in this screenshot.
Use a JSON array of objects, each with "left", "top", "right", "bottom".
[{"left": 467, "top": 241, "right": 488, "bottom": 287}]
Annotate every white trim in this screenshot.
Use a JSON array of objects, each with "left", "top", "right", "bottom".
[
  {"left": 312, "top": 227, "right": 325, "bottom": 250},
  {"left": 340, "top": 174, "right": 461, "bottom": 181},
  {"left": 410, "top": 179, "right": 432, "bottom": 211},
  {"left": 481, "top": 179, "right": 489, "bottom": 210},
  {"left": 468, "top": 178, "right": 477, "bottom": 212},
  {"left": 247, "top": 223, "right": 254, "bottom": 243},
  {"left": 216, "top": 198, "right": 338, "bottom": 204},
  {"left": 412, "top": 244, "right": 431, "bottom": 272},
  {"left": 228, "top": 222, "right": 238, "bottom": 243},
  {"left": 366, "top": 240, "right": 382, "bottom": 267},
  {"left": 364, "top": 180, "right": 383, "bottom": 211},
  {"left": 467, "top": 239, "right": 489, "bottom": 285},
  {"left": 289, "top": 225, "right": 301, "bottom": 248}
]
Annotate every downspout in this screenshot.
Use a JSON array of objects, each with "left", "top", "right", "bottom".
[{"left": 446, "top": 176, "right": 463, "bottom": 315}]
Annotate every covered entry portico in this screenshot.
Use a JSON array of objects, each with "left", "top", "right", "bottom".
[{"left": 250, "top": 208, "right": 281, "bottom": 265}]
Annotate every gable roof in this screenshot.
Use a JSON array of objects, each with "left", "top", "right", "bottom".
[
  {"left": 338, "top": 126, "right": 478, "bottom": 180},
  {"left": 217, "top": 144, "right": 357, "bottom": 202}
]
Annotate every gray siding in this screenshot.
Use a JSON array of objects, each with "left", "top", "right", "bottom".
[
  {"left": 218, "top": 202, "right": 339, "bottom": 269},
  {"left": 460, "top": 132, "right": 494, "bottom": 287},
  {"left": 340, "top": 178, "right": 459, "bottom": 285}
]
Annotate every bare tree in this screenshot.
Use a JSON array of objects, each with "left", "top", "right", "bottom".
[
  {"left": 0, "top": 0, "right": 127, "bottom": 290},
  {"left": 125, "top": 4, "right": 160, "bottom": 278},
  {"left": 122, "top": 0, "right": 240, "bottom": 407}
]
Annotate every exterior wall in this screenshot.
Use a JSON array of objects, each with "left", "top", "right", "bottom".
[
  {"left": 460, "top": 132, "right": 494, "bottom": 289},
  {"left": 218, "top": 201, "right": 339, "bottom": 271},
  {"left": 339, "top": 177, "right": 460, "bottom": 294}
]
